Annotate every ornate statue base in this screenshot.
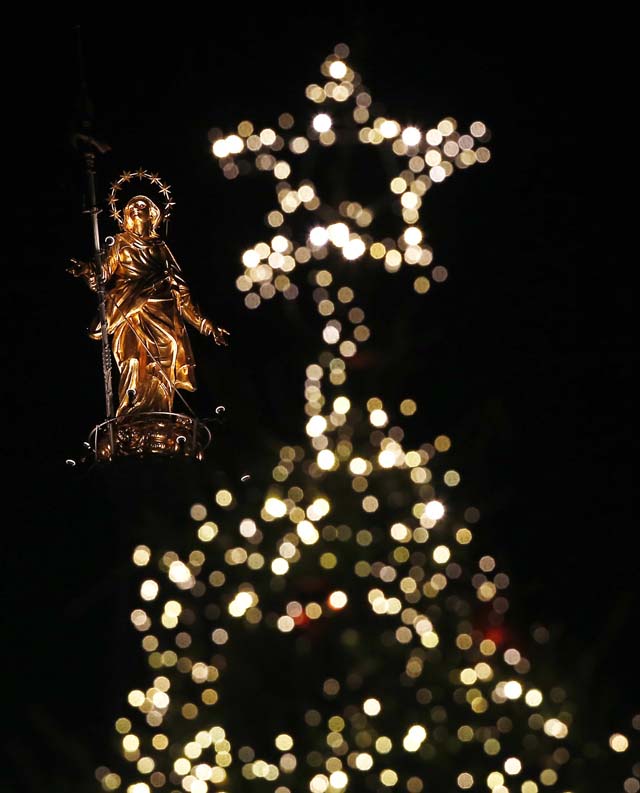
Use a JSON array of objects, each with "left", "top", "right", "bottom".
[{"left": 87, "top": 412, "right": 212, "bottom": 462}]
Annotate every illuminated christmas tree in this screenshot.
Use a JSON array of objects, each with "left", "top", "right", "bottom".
[{"left": 96, "top": 45, "right": 637, "bottom": 793}]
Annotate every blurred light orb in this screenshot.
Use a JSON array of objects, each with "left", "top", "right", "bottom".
[
  {"left": 363, "top": 698, "right": 381, "bottom": 716},
  {"left": 265, "top": 497, "right": 287, "bottom": 518},
  {"left": 404, "top": 227, "right": 423, "bottom": 245},
  {"left": 168, "top": 561, "right": 191, "bottom": 584},
  {"left": 343, "top": 237, "right": 366, "bottom": 260},
  {"left": 313, "top": 113, "right": 332, "bottom": 133},
  {"left": 504, "top": 757, "right": 522, "bottom": 775},
  {"left": 317, "top": 449, "right": 336, "bottom": 470},
  {"left": 370, "top": 409, "right": 388, "bottom": 427},
  {"left": 309, "top": 226, "right": 329, "bottom": 246},
  {"left": 355, "top": 753, "right": 373, "bottom": 770},
  {"left": 140, "top": 580, "right": 159, "bottom": 601},
  {"left": 328, "top": 590, "right": 348, "bottom": 609},
  {"left": 525, "top": 689, "right": 543, "bottom": 707},
  {"left": 424, "top": 500, "right": 445, "bottom": 520},
  {"left": 350, "top": 457, "right": 367, "bottom": 475},
  {"left": 380, "top": 119, "right": 400, "bottom": 138},
  {"left": 271, "top": 235, "right": 288, "bottom": 253},
  {"left": 212, "top": 139, "right": 229, "bottom": 158},
  {"left": 297, "top": 520, "right": 319, "bottom": 545},
  {"left": 402, "top": 126, "right": 421, "bottom": 146},
  {"left": 328, "top": 222, "right": 350, "bottom": 247},
  {"left": 306, "top": 415, "right": 327, "bottom": 437},
  {"left": 242, "top": 249, "right": 260, "bottom": 268},
  {"left": 226, "top": 134, "right": 244, "bottom": 153},
  {"left": 610, "top": 733, "right": 629, "bottom": 752},
  {"left": 504, "top": 681, "right": 523, "bottom": 700},
  {"left": 329, "top": 770, "right": 348, "bottom": 789}
]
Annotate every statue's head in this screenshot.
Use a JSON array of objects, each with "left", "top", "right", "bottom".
[{"left": 123, "top": 195, "right": 162, "bottom": 234}]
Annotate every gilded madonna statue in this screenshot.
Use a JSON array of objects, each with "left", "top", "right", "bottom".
[{"left": 69, "top": 189, "right": 228, "bottom": 459}]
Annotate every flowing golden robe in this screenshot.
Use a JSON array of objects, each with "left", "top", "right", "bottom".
[{"left": 89, "top": 231, "right": 209, "bottom": 416}]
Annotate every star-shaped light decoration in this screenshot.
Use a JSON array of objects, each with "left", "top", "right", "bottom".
[{"left": 211, "top": 42, "right": 490, "bottom": 317}]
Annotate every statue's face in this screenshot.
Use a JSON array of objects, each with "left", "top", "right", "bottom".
[
  {"left": 128, "top": 198, "right": 152, "bottom": 220},
  {"left": 123, "top": 195, "right": 161, "bottom": 234}
]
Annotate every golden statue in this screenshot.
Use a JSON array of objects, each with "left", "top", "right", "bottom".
[{"left": 69, "top": 174, "right": 228, "bottom": 460}]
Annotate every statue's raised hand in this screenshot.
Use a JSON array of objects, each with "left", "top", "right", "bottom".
[{"left": 201, "top": 319, "right": 230, "bottom": 346}]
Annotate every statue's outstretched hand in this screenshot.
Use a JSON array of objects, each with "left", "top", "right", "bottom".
[
  {"left": 212, "top": 326, "right": 230, "bottom": 346},
  {"left": 67, "top": 258, "right": 97, "bottom": 290},
  {"left": 67, "top": 258, "right": 86, "bottom": 276},
  {"left": 201, "top": 320, "right": 230, "bottom": 346}
]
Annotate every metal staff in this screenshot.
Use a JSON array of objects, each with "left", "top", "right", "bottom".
[
  {"left": 82, "top": 149, "right": 115, "bottom": 422},
  {"left": 72, "top": 28, "right": 115, "bottom": 455}
]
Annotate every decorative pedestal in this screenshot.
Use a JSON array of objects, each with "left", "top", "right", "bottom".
[{"left": 88, "top": 412, "right": 212, "bottom": 461}]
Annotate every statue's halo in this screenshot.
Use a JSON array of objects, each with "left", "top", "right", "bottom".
[{"left": 107, "top": 168, "right": 174, "bottom": 228}]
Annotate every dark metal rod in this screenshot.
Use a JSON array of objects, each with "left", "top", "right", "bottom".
[
  {"left": 84, "top": 153, "right": 116, "bottom": 422},
  {"left": 75, "top": 27, "right": 115, "bottom": 458}
]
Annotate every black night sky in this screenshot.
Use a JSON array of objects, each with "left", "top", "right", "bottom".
[{"left": 4, "top": 12, "right": 634, "bottom": 791}]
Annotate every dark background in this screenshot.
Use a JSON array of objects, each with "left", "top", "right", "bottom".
[{"left": 4, "top": 12, "right": 633, "bottom": 790}]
